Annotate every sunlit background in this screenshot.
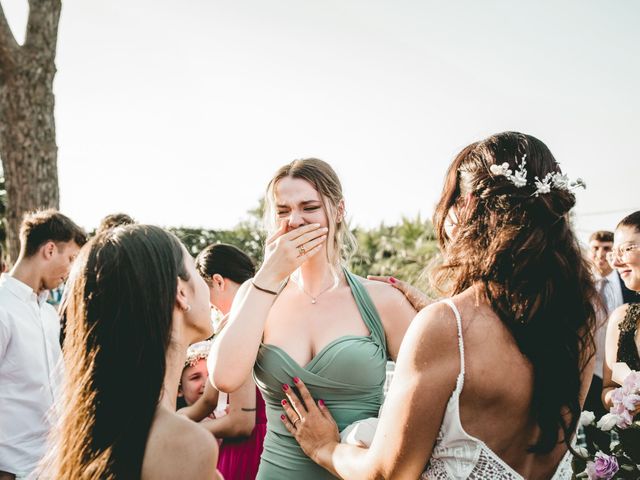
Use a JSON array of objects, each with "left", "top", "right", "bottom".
[{"left": 3, "top": 0, "right": 639, "bottom": 240}]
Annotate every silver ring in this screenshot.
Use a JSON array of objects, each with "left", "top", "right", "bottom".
[{"left": 293, "top": 418, "right": 301, "bottom": 427}]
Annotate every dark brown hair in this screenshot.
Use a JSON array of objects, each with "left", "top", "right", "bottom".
[
  {"left": 46, "top": 225, "right": 189, "bottom": 479},
  {"left": 96, "top": 213, "right": 136, "bottom": 235},
  {"left": 195, "top": 243, "right": 255, "bottom": 285},
  {"left": 617, "top": 210, "right": 640, "bottom": 232},
  {"left": 432, "top": 132, "right": 597, "bottom": 453},
  {"left": 589, "top": 230, "right": 614, "bottom": 243},
  {"left": 19, "top": 209, "right": 87, "bottom": 257}
]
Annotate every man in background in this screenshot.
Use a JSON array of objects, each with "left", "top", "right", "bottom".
[
  {"left": 584, "top": 230, "right": 637, "bottom": 419},
  {"left": 0, "top": 210, "right": 86, "bottom": 480}
]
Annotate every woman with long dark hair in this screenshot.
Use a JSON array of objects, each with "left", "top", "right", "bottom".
[
  {"left": 602, "top": 211, "right": 640, "bottom": 406},
  {"left": 278, "top": 132, "right": 597, "bottom": 479},
  {"left": 42, "top": 225, "right": 220, "bottom": 479}
]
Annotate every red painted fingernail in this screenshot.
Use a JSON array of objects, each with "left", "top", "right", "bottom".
[
  {"left": 281, "top": 414, "right": 286, "bottom": 420},
  {"left": 293, "top": 377, "right": 300, "bottom": 384},
  {"left": 389, "top": 277, "right": 397, "bottom": 284},
  {"left": 281, "top": 399, "right": 287, "bottom": 406},
  {"left": 282, "top": 384, "right": 289, "bottom": 391},
  {"left": 318, "top": 399, "right": 325, "bottom": 407}
]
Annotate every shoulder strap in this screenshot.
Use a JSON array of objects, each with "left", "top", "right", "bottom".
[
  {"left": 343, "top": 269, "right": 387, "bottom": 352},
  {"left": 441, "top": 298, "right": 466, "bottom": 381}
]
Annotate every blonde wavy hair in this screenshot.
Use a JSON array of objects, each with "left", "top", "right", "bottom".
[{"left": 264, "top": 158, "right": 357, "bottom": 269}]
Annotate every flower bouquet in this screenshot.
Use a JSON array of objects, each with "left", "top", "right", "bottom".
[{"left": 573, "top": 371, "right": 640, "bottom": 479}]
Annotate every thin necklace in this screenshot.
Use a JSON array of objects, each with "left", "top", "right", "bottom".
[{"left": 294, "top": 279, "right": 335, "bottom": 305}]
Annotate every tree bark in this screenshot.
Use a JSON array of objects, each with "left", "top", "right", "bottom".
[{"left": 0, "top": 0, "right": 61, "bottom": 262}]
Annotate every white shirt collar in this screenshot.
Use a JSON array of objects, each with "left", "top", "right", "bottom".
[
  {"left": 0, "top": 274, "right": 50, "bottom": 305},
  {"left": 604, "top": 269, "right": 619, "bottom": 283}
]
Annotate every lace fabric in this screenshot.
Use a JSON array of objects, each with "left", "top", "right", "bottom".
[
  {"left": 617, "top": 303, "right": 640, "bottom": 371},
  {"left": 421, "top": 299, "right": 573, "bottom": 480}
]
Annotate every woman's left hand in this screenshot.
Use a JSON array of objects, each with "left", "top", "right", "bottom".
[{"left": 280, "top": 378, "right": 340, "bottom": 462}]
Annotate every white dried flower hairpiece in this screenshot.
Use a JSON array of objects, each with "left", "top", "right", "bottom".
[
  {"left": 184, "top": 339, "right": 212, "bottom": 368},
  {"left": 489, "top": 154, "right": 586, "bottom": 196}
]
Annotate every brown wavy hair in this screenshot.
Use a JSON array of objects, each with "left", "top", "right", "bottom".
[
  {"left": 43, "top": 225, "right": 189, "bottom": 479},
  {"left": 432, "top": 132, "right": 597, "bottom": 453}
]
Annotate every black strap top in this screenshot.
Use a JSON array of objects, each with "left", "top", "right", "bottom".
[{"left": 617, "top": 303, "right": 640, "bottom": 371}]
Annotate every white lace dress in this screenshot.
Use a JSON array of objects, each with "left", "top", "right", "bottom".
[{"left": 421, "top": 299, "right": 573, "bottom": 480}]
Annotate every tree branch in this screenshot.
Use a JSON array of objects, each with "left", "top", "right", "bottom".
[
  {"left": 24, "top": 0, "right": 61, "bottom": 59},
  {"left": 0, "top": 1, "right": 19, "bottom": 72}
]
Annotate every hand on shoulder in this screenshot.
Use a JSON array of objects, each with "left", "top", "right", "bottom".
[{"left": 361, "top": 276, "right": 412, "bottom": 307}]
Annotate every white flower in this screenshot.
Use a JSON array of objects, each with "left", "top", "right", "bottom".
[
  {"left": 570, "top": 178, "right": 587, "bottom": 190},
  {"left": 533, "top": 174, "right": 553, "bottom": 196},
  {"left": 551, "top": 172, "right": 570, "bottom": 190},
  {"left": 510, "top": 155, "right": 528, "bottom": 188},
  {"left": 574, "top": 446, "right": 589, "bottom": 458},
  {"left": 512, "top": 171, "right": 528, "bottom": 188},
  {"left": 596, "top": 413, "right": 621, "bottom": 431},
  {"left": 489, "top": 163, "right": 512, "bottom": 177},
  {"left": 579, "top": 410, "right": 596, "bottom": 427}
]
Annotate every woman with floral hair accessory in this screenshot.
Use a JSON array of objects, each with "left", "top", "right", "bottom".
[{"left": 278, "top": 133, "right": 597, "bottom": 479}]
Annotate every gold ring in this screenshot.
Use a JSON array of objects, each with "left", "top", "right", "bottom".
[{"left": 298, "top": 246, "right": 306, "bottom": 256}]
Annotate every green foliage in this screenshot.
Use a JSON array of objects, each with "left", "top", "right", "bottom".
[
  {"left": 350, "top": 215, "right": 438, "bottom": 288},
  {"left": 170, "top": 220, "right": 266, "bottom": 266}
]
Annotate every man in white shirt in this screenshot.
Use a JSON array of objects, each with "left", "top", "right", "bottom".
[
  {"left": 584, "top": 230, "right": 634, "bottom": 418},
  {"left": 0, "top": 210, "right": 86, "bottom": 480}
]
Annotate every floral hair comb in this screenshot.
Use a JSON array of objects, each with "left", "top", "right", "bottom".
[
  {"left": 184, "top": 339, "right": 212, "bottom": 368},
  {"left": 489, "top": 154, "right": 586, "bottom": 197}
]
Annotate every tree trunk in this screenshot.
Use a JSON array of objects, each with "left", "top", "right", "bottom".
[{"left": 0, "top": 0, "right": 61, "bottom": 262}]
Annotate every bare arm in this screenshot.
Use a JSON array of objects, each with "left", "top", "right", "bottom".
[
  {"left": 282, "top": 303, "right": 460, "bottom": 479},
  {"left": 209, "top": 223, "right": 328, "bottom": 392},
  {"left": 199, "top": 376, "right": 257, "bottom": 438},
  {"left": 208, "top": 279, "right": 274, "bottom": 393},
  {"left": 602, "top": 304, "right": 629, "bottom": 408}
]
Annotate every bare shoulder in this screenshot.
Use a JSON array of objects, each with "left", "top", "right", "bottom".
[
  {"left": 143, "top": 408, "right": 218, "bottom": 480},
  {"left": 358, "top": 276, "right": 413, "bottom": 311},
  {"left": 400, "top": 301, "right": 461, "bottom": 363},
  {"left": 609, "top": 303, "right": 631, "bottom": 329}
]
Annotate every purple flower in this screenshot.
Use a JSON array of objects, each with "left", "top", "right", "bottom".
[
  {"left": 623, "top": 370, "right": 640, "bottom": 392},
  {"left": 586, "top": 452, "right": 619, "bottom": 480}
]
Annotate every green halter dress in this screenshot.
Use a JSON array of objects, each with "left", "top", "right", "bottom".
[{"left": 254, "top": 270, "right": 388, "bottom": 479}]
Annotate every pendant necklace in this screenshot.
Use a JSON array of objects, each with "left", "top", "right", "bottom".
[{"left": 296, "top": 280, "right": 335, "bottom": 305}]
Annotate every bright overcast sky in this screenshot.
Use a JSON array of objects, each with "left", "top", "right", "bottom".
[{"left": 3, "top": 0, "right": 639, "bottom": 240}]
